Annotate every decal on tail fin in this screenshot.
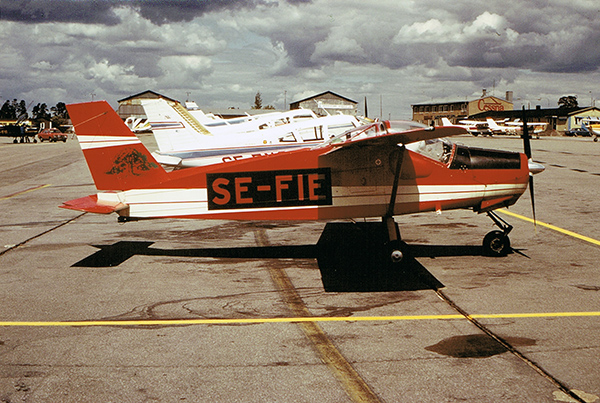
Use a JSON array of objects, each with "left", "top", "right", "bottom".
[{"left": 67, "top": 101, "right": 168, "bottom": 190}]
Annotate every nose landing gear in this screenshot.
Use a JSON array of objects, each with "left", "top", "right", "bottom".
[{"left": 483, "top": 211, "right": 513, "bottom": 257}]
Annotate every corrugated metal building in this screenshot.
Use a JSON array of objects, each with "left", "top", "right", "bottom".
[
  {"left": 290, "top": 91, "right": 357, "bottom": 116},
  {"left": 117, "top": 90, "right": 179, "bottom": 120}
]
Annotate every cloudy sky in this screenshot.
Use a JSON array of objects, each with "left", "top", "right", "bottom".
[{"left": 1, "top": 0, "right": 599, "bottom": 119}]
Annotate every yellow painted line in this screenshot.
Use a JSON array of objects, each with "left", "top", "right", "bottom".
[
  {"left": 1, "top": 311, "right": 599, "bottom": 327},
  {"left": 498, "top": 208, "right": 600, "bottom": 247},
  {"left": 256, "top": 227, "right": 380, "bottom": 403},
  {"left": 0, "top": 184, "right": 51, "bottom": 201}
]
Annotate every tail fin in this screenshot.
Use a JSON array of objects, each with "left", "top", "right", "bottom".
[
  {"left": 441, "top": 117, "right": 453, "bottom": 126},
  {"left": 67, "top": 101, "right": 168, "bottom": 190},
  {"left": 486, "top": 118, "right": 500, "bottom": 130},
  {"left": 141, "top": 99, "right": 212, "bottom": 153}
]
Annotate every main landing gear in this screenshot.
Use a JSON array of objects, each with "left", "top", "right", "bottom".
[
  {"left": 482, "top": 211, "right": 513, "bottom": 257},
  {"left": 316, "top": 216, "right": 412, "bottom": 292}
]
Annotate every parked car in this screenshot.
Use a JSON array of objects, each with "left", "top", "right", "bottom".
[{"left": 38, "top": 128, "right": 67, "bottom": 142}]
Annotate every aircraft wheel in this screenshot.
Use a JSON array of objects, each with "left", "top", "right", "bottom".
[
  {"left": 483, "top": 230, "right": 511, "bottom": 257},
  {"left": 594, "top": 136, "right": 598, "bottom": 142},
  {"left": 388, "top": 240, "right": 409, "bottom": 264}
]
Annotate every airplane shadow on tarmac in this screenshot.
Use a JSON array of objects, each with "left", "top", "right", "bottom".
[{"left": 71, "top": 239, "right": 499, "bottom": 293}]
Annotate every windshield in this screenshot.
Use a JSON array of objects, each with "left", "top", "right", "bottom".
[
  {"left": 325, "top": 122, "right": 388, "bottom": 145},
  {"left": 407, "top": 138, "right": 454, "bottom": 164}
]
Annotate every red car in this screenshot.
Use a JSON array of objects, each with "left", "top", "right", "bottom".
[{"left": 38, "top": 128, "right": 67, "bottom": 142}]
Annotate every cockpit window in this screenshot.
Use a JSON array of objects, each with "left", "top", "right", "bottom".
[
  {"left": 326, "top": 122, "right": 387, "bottom": 145},
  {"left": 407, "top": 138, "right": 453, "bottom": 164}
]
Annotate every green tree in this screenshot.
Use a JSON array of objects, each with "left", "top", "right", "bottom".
[
  {"left": 51, "top": 102, "right": 69, "bottom": 125},
  {"left": 252, "top": 91, "right": 263, "bottom": 109},
  {"left": 32, "top": 103, "right": 51, "bottom": 121},
  {"left": 558, "top": 95, "right": 578, "bottom": 109},
  {"left": 16, "top": 100, "right": 28, "bottom": 119},
  {"left": 0, "top": 100, "right": 14, "bottom": 119}
]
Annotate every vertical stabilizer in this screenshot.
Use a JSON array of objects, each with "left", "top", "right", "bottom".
[
  {"left": 141, "top": 99, "right": 212, "bottom": 153},
  {"left": 486, "top": 118, "right": 501, "bottom": 130},
  {"left": 67, "top": 101, "right": 168, "bottom": 190},
  {"left": 441, "top": 117, "right": 453, "bottom": 126}
]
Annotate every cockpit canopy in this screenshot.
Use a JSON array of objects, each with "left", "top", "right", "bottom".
[{"left": 407, "top": 138, "right": 453, "bottom": 164}]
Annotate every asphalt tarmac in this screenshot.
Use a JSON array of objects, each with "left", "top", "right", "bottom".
[{"left": 0, "top": 132, "right": 599, "bottom": 402}]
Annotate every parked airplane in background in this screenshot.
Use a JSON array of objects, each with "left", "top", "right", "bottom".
[
  {"left": 62, "top": 101, "right": 544, "bottom": 290},
  {"left": 486, "top": 118, "right": 547, "bottom": 135},
  {"left": 486, "top": 118, "right": 519, "bottom": 135},
  {"left": 506, "top": 119, "right": 548, "bottom": 134},
  {"left": 582, "top": 117, "right": 600, "bottom": 141},
  {"left": 145, "top": 99, "right": 320, "bottom": 136},
  {"left": 0, "top": 114, "right": 37, "bottom": 143},
  {"left": 141, "top": 98, "right": 362, "bottom": 168},
  {"left": 0, "top": 123, "right": 37, "bottom": 143},
  {"left": 441, "top": 117, "right": 491, "bottom": 136}
]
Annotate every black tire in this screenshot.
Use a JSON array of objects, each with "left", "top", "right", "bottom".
[{"left": 483, "top": 230, "right": 511, "bottom": 257}]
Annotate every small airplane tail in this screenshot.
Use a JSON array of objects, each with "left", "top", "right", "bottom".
[
  {"left": 486, "top": 118, "right": 501, "bottom": 130},
  {"left": 141, "top": 99, "right": 213, "bottom": 153},
  {"left": 441, "top": 117, "right": 454, "bottom": 126},
  {"left": 67, "top": 101, "right": 169, "bottom": 190}
]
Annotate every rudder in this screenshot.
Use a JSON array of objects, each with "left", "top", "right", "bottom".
[{"left": 67, "top": 101, "right": 168, "bottom": 190}]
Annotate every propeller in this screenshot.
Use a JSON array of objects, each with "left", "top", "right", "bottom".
[{"left": 522, "top": 107, "right": 545, "bottom": 226}]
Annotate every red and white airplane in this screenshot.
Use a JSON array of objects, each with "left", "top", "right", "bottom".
[{"left": 61, "top": 101, "right": 544, "bottom": 289}]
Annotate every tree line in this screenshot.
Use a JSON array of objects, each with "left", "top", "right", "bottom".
[{"left": 0, "top": 99, "right": 69, "bottom": 126}]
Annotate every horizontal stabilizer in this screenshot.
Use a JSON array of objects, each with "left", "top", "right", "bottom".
[{"left": 60, "top": 194, "right": 126, "bottom": 214}]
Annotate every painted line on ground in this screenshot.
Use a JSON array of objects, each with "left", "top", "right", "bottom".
[
  {"left": 2, "top": 311, "right": 599, "bottom": 327},
  {"left": 255, "top": 227, "right": 380, "bottom": 403},
  {"left": 498, "top": 208, "right": 600, "bottom": 247},
  {"left": 0, "top": 184, "right": 51, "bottom": 201}
]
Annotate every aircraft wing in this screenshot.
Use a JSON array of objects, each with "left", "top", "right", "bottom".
[{"left": 326, "top": 125, "right": 468, "bottom": 153}]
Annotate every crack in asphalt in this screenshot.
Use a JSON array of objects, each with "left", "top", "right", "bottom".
[{"left": 435, "top": 289, "right": 587, "bottom": 403}]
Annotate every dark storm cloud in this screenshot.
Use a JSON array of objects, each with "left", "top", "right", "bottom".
[
  {"left": 132, "top": 0, "right": 276, "bottom": 25},
  {"left": 0, "top": 0, "right": 293, "bottom": 25},
  {"left": 0, "top": 0, "right": 122, "bottom": 24}
]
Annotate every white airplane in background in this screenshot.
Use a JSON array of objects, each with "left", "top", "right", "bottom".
[
  {"left": 582, "top": 117, "right": 600, "bottom": 141},
  {"left": 505, "top": 119, "right": 548, "bottom": 134},
  {"left": 140, "top": 98, "right": 363, "bottom": 168},
  {"left": 486, "top": 118, "right": 525, "bottom": 135},
  {"left": 144, "top": 99, "right": 320, "bottom": 136},
  {"left": 441, "top": 117, "right": 491, "bottom": 136}
]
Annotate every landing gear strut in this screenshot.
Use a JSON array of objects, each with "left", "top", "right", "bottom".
[
  {"left": 316, "top": 217, "right": 412, "bottom": 292},
  {"left": 483, "top": 211, "right": 512, "bottom": 256}
]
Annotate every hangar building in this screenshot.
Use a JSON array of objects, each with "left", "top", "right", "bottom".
[
  {"left": 290, "top": 91, "right": 357, "bottom": 116},
  {"left": 116, "top": 90, "right": 179, "bottom": 120},
  {"left": 412, "top": 90, "right": 514, "bottom": 125}
]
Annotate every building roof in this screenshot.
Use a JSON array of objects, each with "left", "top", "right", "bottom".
[
  {"left": 470, "top": 106, "right": 598, "bottom": 120},
  {"left": 117, "top": 90, "right": 179, "bottom": 104},
  {"left": 291, "top": 91, "right": 357, "bottom": 105},
  {"left": 411, "top": 95, "right": 505, "bottom": 107}
]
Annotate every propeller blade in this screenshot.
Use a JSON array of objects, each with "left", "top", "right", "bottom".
[
  {"left": 523, "top": 107, "right": 537, "bottom": 226},
  {"left": 522, "top": 106, "right": 532, "bottom": 159},
  {"left": 529, "top": 174, "right": 536, "bottom": 226}
]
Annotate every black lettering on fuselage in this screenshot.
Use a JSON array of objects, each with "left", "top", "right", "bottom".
[{"left": 207, "top": 168, "right": 332, "bottom": 210}]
